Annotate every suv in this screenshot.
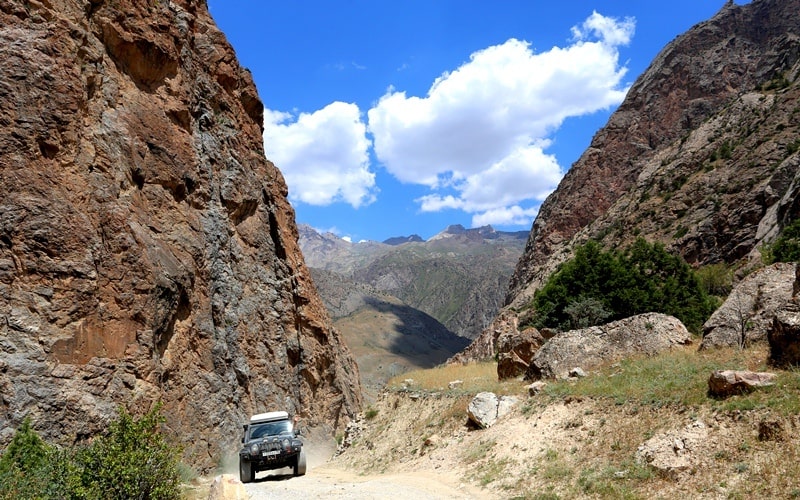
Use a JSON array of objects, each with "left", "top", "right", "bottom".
[{"left": 239, "top": 411, "right": 306, "bottom": 483}]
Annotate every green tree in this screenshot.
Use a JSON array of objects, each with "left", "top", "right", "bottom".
[{"left": 532, "top": 239, "right": 715, "bottom": 334}]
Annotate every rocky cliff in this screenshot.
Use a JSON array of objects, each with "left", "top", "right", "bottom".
[
  {"left": 455, "top": 0, "right": 800, "bottom": 364},
  {"left": 508, "top": 0, "right": 800, "bottom": 310},
  {"left": 0, "top": 0, "right": 361, "bottom": 470}
]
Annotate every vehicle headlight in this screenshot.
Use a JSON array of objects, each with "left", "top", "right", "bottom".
[
  {"left": 282, "top": 438, "right": 291, "bottom": 451},
  {"left": 249, "top": 443, "right": 259, "bottom": 456}
]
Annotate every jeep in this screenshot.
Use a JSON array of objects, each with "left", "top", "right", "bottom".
[{"left": 239, "top": 411, "right": 306, "bottom": 483}]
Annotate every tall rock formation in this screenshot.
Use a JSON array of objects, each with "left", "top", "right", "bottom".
[
  {"left": 508, "top": 0, "right": 800, "bottom": 309},
  {"left": 457, "top": 0, "right": 800, "bottom": 362},
  {"left": 0, "top": 0, "right": 361, "bottom": 470}
]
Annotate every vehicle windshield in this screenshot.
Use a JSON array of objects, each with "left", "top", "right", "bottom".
[{"left": 249, "top": 420, "right": 292, "bottom": 440}]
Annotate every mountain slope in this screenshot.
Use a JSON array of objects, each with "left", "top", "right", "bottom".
[{"left": 508, "top": 0, "right": 800, "bottom": 311}]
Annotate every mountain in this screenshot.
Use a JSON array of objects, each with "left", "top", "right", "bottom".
[
  {"left": 462, "top": 0, "right": 800, "bottom": 361},
  {"left": 309, "top": 268, "right": 469, "bottom": 401},
  {"left": 383, "top": 234, "right": 424, "bottom": 245},
  {"left": 0, "top": 0, "right": 360, "bottom": 470},
  {"left": 299, "top": 224, "right": 526, "bottom": 339}
]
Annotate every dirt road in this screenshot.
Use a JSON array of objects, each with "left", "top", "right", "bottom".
[
  {"left": 244, "top": 465, "right": 480, "bottom": 499},
  {"left": 241, "top": 436, "right": 481, "bottom": 499}
]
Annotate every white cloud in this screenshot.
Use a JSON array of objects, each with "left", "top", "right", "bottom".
[
  {"left": 263, "top": 102, "right": 375, "bottom": 208},
  {"left": 472, "top": 206, "right": 540, "bottom": 227},
  {"left": 368, "top": 11, "right": 634, "bottom": 227}
]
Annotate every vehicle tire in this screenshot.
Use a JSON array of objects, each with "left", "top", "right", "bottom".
[
  {"left": 240, "top": 459, "right": 253, "bottom": 483},
  {"left": 293, "top": 449, "right": 307, "bottom": 476}
]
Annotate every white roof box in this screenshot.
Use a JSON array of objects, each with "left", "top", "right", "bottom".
[{"left": 249, "top": 411, "right": 289, "bottom": 424}]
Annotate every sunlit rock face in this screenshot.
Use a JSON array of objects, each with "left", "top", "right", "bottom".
[{"left": 0, "top": 0, "right": 361, "bottom": 470}]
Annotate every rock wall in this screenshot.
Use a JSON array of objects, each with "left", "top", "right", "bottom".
[{"left": 0, "top": 0, "right": 361, "bottom": 470}]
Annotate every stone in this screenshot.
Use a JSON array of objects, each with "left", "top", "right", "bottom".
[
  {"left": 466, "top": 392, "right": 519, "bottom": 429},
  {"left": 448, "top": 380, "right": 463, "bottom": 390},
  {"left": 569, "top": 367, "right": 587, "bottom": 378},
  {"left": 496, "top": 326, "right": 547, "bottom": 380},
  {"left": 525, "top": 313, "right": 692, "bottom": 380},
  {"left": 707, "top": 370, "right": 777, "bottom": 398},
  {"left": 702, "top": 263, "right": 797, "bottom": 349},
  {"left": 527, "top": 381, "right": 547, "bottom": 396},
  {"left": 0, "top": 0, "right": 361, "bottom": 471}
]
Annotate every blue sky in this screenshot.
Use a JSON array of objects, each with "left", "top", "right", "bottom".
[{"left": 207, "top": 1, "right": 744, "bottom": 243}]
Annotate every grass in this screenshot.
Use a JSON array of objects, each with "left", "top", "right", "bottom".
[{"left": 387, "top": 361, "right": 526, "bottom": 395}]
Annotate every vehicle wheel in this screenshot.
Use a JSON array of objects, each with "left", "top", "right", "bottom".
[
  {"left": 293, "top": 449, "right": 307, "bottom": 476},
  {"left": 239, "top": 459, "right": 253, "bottom": 483}
]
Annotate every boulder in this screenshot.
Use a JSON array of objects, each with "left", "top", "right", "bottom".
[
  {"left": 467, "top": 392, "right": 519, "bottom": 429},
  {"left": 701, "top": 263, "right": 797, "bottom": 349},
  {"left": 768, "top": 301, "right": 800, "bottom": 368},
  {"left": 527, "top": 381, "right": 547, "bottom": 396},
  {"left": 496, "top": 326, "right": 547, "bottom": 380},
  {"left": 525, "top": 313, "right": 691, "bottom": 380},
  {"left": 708, "top": 370, "right": 777, "bottom": 397}
]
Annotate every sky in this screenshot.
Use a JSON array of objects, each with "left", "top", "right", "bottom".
[{"left": 207, "top": 1, "right": 746, "bottom": 243}]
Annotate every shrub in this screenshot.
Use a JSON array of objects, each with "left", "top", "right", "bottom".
[
  {"left": 0, "top": 405, "right": 181, "bottom": 500},
  {"left": 532, "top": 239, "right": 715, "bottom": 333},
  {"left": 78, "top": 404, "right": 181, "bottom": 500},
  {"left": 769, "top": 217, "right": 800, "bottom": 263}
]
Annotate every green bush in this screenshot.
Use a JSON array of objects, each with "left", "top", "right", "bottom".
[
  {"left": 0, "top": 405, "right": 181, "bottom": 500},
  {"left": 531, "top": 239, "right": 715, "bottom": 333},
  {"left": 769, "top": 217, "right": 800, "bottom": 263}
]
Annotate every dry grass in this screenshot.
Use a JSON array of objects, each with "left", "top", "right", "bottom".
[
  {"left": 386, "top": 361, "right": 526, "bottom": 395},
  {"left": 345, "top": 344, "right": 800, "bottom": 499}
]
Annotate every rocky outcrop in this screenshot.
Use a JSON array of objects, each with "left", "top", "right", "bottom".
[
  {"left": 701, "top": 263, "right": 797, "bottom": 349},
  {"left": 525, "top": 313, "right": 691, "bottom": 381},
  {"left": 0, "top": 0, "right": 360, "bottom": 470},
  {"left": 506, "top": 0, "right": 800, "bottom": 314}
]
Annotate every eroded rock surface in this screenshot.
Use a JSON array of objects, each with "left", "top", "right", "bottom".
[
  {"left": 525, "top": 313, "right": 691, "bottom": 380},
  {"left": 702, "top": 263, "right": 797, "bottom": 349},
  {"left": 0, "top": 0, "right": 360, "bottom": 470}
]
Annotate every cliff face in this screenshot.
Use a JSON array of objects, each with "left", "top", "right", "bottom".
[
  {"left": 0, "top": 0, "right": 361, "bottom": 469},
  {"left": 507, "top": 0, "right": 800, "bottom": 309}
]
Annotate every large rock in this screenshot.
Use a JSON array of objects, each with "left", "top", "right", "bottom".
[
  {"left": 701, "top": 263, "right": 797, "bottom": 349},
  {"left": 768, "top": 301, "right": 800, "bottom": 368},
  {"left": 708, "top": 370, "right": 777, "bottom": 398},
  {"left": 0, "top": 0, "right": 361, "bottom": 470},
  {"left": 525, "top": 313, "right": 691, "bottom": 380},
  {"left": 466, "top": 392, "right": 519, "bottom": 429},
  {"left": 496, "top": 326, "right": 546, "bottom": 380}
]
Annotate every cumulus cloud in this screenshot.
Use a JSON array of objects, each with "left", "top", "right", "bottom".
[
  {"left": 263, "top": 102, "right": 375, "bottom": 208},
  {"left": 368, "top": 11, "right": 635, "bottom": 227}
]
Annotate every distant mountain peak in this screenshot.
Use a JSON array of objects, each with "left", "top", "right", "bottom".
[{"left": 383, "top": 234, "right": 424, "bottom": 246}]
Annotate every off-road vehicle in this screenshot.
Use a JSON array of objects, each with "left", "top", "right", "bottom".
[{"left": 239, "top": 411, "right": 306, "bottom": 483}]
